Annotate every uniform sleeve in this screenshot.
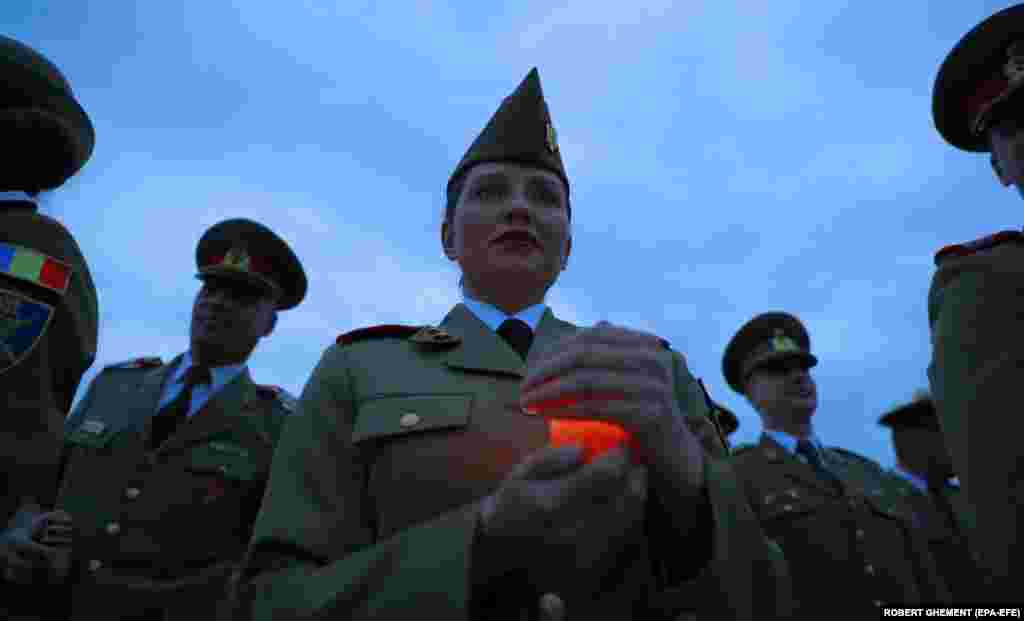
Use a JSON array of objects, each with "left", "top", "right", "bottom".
[
  {"left": 231, "top": 345, "right": 482, "bottom": 621},
  {"left": 928, "top": 244, "right": 1024, "bottom": 601},
  {"left": 650, "top": 351, "right": 794, "bottom": 620}
]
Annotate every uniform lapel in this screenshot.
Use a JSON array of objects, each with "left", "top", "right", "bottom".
[
  {"left": 758, "top": 433, "right": 840, "bottom": 495},
  {"left": 528, "top": 307, "right": 578, "bottom": 366},
  {"left": 140, "top": 354, "right": 185, "bottom": 441},
  {"left": 441, "top": 304, "right": 527, "bottom": 377},
  {"left": 156, "top": 368, "right": 255, "bottom": 454}
]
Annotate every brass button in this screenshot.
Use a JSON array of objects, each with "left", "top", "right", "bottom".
[
  {"left": 106, "top": 522, "right": 121, "bottom": 535},
  {"left": 787, "top": 489, "right": 799, "bottom": 498},
  {"left": 855, "top": 529, "right": 865, "bottom": 540},
  {"left": 88, "top": 559, "right": 103, "bottom": 572},
  {"left": 399, "top": 413, "right": 421, "bottom": 428},
  {"left": 218, "top": 465, "right": 229, "bottom": 474},
  {"left": 764, "top": 493, "right": 776, "bottom": 504},
  {"left": 125, "top": 487, "right": 141, "bottom": 500},
  {"left": 782, "top": 504, "right": 793, "bottom": 512},
  {"left": 865, "top": 564, "right": 875, "bottom": 575}
]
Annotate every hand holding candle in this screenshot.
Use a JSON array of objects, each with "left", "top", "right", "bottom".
[{"left": 520, "top": 321, "right": 693, "bottom": 471}]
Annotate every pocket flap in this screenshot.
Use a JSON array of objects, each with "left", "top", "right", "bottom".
[
  {"left": 352, "top": 394, "right": 473, "bottom": 444},
  {"left": 187, "top": 443, "right": 260, "bottom": 482}
]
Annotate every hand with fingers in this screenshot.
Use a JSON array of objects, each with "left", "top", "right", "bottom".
[
  {"left": 0, "top": 506, "right": 74, "bottom": 584},
  {"left": 475, "top": 444, "right": 648, "bottom": 601},
  {"left": 519, "top": 320, "right": 706, "bottom": 489}
]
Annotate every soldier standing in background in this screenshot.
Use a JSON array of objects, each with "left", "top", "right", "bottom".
[
  {"left": 0, "top": 35, "right": 99, "bottom": 619},
  {"left": 722, "top": 312, "right": 949, "bottom": 618},
  {"left": 878, "top": 391, "right": 984, "bottom": 602},
  {"left": 50, "top": 219, "right": 304, "bottom": 620},
  {"left": 930, "top": 3, "right": 1024, "bottom": 598}
]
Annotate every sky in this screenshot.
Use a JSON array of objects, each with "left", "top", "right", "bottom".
[{"left": 5, "top": 1, "right": 1019, "bottom": 469}]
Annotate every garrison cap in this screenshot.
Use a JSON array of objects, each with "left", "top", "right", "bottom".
[
  {"left": 722, "top": 312, "right": 818, "bottom": 394},
  {"left": 878, "top": 389, "right": 939, "bottom": 431},
  {"left": 448, "top": 68, "right": 571, "bottom": 210},
  {"left": 0, "top": 36, "right": 94, "bottom": 188},
  {"left": 195, "top": 219, "right": 306, "bottom": 310},
  {"left": 933, "top": 4, "right": 1024, "bottom": 151}
]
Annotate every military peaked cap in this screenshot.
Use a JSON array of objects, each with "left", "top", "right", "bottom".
[
  {"left": 448, "top": 68, "right": 571, "bottom": 209},
  {"left": 878, "top": 389, "right": 939, "bottom": 431},
  {"left": 0, "top": 36, "right": 94, "bottom": 187},
  {"left": 933, "top": 4, "right": 1024, "bottom": 151},
  {"left": 722, "top": 312, "right": 818, "bottom": 394},
  {"left": 196, "top": 219, "right": 307, "bottom": 310}
]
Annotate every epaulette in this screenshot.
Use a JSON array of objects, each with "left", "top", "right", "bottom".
[
  {"left": 336, "top": 324, "right": 421, "bottom": 346},
  {"left": 255, "top": 385, "right": 297, "bottom": 413},
  {"left": 104, "top": 356, "right": 163, "bottom": 370},
  {"left": 934, "top": 230, "right": 1024, "bottom": 264}
]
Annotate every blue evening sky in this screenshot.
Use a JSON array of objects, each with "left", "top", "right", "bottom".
[{"left": 7, "top": 2, "right": 1018, "bottom": 468}]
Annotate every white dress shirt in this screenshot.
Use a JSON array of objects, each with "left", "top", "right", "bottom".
[
  {"left": 459, "top": 293, "right": 547, "bottom": 333},
  {"left": 763, "top": 428, "right": 827, "bottom": 465},
  {"left": 156, "top": 350, "right": 247, "bottom": 418}
]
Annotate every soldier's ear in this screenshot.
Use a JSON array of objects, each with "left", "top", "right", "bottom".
[
  {"left": 561, "top": 235, "right": 572, "bottom": 270},
  {"left": 992, "top": 153, "right": 1013, "bottom": 186},
  {"left": 441, "top": 221, "right": 457, "bottom": 261}
]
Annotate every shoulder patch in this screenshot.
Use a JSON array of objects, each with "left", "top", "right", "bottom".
[
  {"left": 336, "top": 324, "right": 421, "bottom": 346},
  {"left": 409, "top": 325, "right": 461, "bottom": 347},
  {"left": 934, "top": 230, "right": 1024, "bottom": 264},
  {"left": 104, "top": 356, "right": 163, "bottom": 370},
  {"left": 255, "top": 385, "right": 297, "bottom": 413}
]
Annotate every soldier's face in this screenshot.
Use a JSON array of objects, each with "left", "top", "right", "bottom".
[
  {"left": 190, "top": 276, "right": 276, "bottom": 363},
  {"left": 746, "top": 358, "right": 818, "bottom": 421},
  {"left": 444, "top": 162, "right": 571, "bottom": 298},
  {"left": 988, "top": 118, "right": 1024, "bottom": 190}
]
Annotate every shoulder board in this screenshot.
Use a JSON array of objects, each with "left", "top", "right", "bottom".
[
  {"left": 104, "top": 356, "right": 163, "bottom": 370},
  {"left": 829, "top": 447, "right": 881, "bottom": 468},
  {"left": 337, "top": 324, "right": 421, "bottom": 346},
  {"left": 659, "top": 338, "right": 671, "bottom": 350},
  {"left": 934, "top": 230, "right": 1024, "bottom": 264},
  {"left": 255, "top": 385, "right": 297, "bottom": 413}
]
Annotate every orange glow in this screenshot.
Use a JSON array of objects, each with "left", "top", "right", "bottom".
[{"left": 548, "top": 418, "right": 637, "bottom": 463}]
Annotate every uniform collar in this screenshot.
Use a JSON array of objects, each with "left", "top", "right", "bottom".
[
  {"left": 763, "top": 428, "right": 824, "bottom": 456},
  {"left": 460, "top": 291, "right": 547, "bottom": 333},
  {"left": 172, "top": 350, "right": 247, "bottom": 391}
]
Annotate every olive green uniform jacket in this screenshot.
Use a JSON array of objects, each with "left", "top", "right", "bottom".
[
  {"left": 928, "top": 233, "right": 1024, "bottom": 601},
  {"left": 233, "top": 305, "right": 792, "bottom": 620},
  {"left": 888, "top": 476, "right": 983, "bottom": 603},
  {"left": 729, "top": 434, "right": 950, "bottom": 618},
  {"left": 54, "top": 354, "right": 291, "bottom": 620},
  {"left": 0, "top": 207, "right": 97, "bottom": 620}
]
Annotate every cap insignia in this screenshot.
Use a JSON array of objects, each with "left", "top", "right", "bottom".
[
  {"left": 545, "top": 121, "right": 558, "bottom": 153},
  {"left": 222, "top": 247, "right": 251, "bottom": 272},
  {"left": 770, "top": 329, "right": 799, "bottom": 353}
]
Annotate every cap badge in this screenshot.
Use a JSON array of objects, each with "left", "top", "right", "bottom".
[
  {"left": 770, "top": 329, "right": 799, "bottom": 353},
  {"left": 222, "top": 247, "right": 251, "bottom": 272},
  {"left": 545, "top": 121, "right": 559, "bottom": 153}
]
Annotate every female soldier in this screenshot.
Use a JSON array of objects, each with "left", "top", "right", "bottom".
[{"left": 233, "top": 68, "right": 789, "bottom": 620}]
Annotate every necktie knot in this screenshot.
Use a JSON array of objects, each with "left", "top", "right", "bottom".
[
  {"left": 497, "top": 319, "right": 533, "bottom": 360},
  {"left": 796, "top": 438, "right": 841, "bottom": 488}
]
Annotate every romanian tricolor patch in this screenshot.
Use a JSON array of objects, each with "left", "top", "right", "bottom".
[
  {"left": 0, "top": 287, "right": 54, "bottom": 375},
  {"left": 0, "top": 243, "right": 71, "bottom": 294}
]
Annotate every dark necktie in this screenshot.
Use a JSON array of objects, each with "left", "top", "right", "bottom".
[
  {"left": 796, "top": 438, "right": 841, "bottom": 489},
  {"left": 150, "top": 365, "right": 211, "bottom": 449},
  {"left": 497, "top": 318, "right": 533, "bottom": 361}
]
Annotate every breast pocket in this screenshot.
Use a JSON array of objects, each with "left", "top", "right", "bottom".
[
  {"left": 352, "top": 394, "right": 474, "bottom": 445},
  {"left": 352, "top": 394, "right": 476, "bottom": 536},
  {"left": 757, "top": 486, "right": 829, "bottom": 523}
]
